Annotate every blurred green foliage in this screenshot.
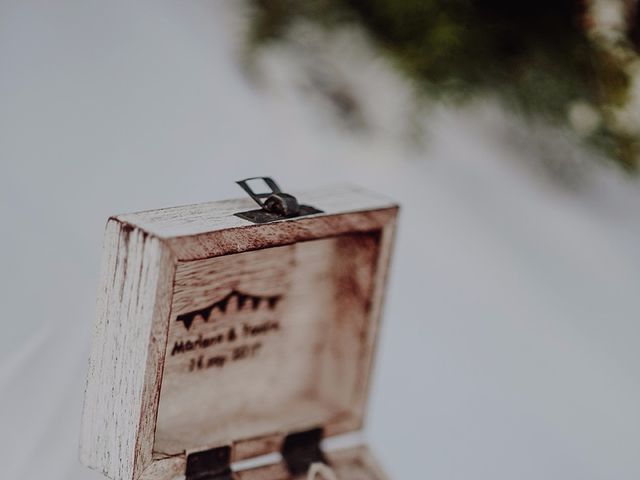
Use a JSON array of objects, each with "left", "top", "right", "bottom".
[{"left": 247, "top": 0, "right": 639, "bottom": 171}]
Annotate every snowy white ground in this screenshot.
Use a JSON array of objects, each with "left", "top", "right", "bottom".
[{"left": 1, "top": 2, "right": 640, "bottom": 479}]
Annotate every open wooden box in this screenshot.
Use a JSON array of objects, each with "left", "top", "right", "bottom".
[{"left": 80, "top": 182, "right": 398, "bottom": 480}]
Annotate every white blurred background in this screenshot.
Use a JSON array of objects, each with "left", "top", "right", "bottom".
[{"left": 1, "top": 1, "right": 640, "bottom": 479}]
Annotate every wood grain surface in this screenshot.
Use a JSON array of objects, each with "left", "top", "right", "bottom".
[
  {"left": 155, "top": 232, "right": 380, "bottom": 456},
  {"left": 80, "top": 185, "right": 398, "bottom": 480}
]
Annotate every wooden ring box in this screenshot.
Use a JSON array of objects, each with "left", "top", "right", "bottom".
[{"left": 80, "top": 184, "right": 398, "bottom": 480}]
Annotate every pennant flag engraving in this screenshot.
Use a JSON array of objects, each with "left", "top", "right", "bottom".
[{"left": 176, "top": 290, "right": 282, "bottom": 331}]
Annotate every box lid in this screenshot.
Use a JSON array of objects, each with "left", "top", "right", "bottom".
[{"left": 80, "top": 183, "right": 398, "bottom": 480}]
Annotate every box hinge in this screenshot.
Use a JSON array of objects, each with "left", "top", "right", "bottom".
[
  {"left": 282, "top": 428, "right": 328, "bottom": 476},
  {"left": 186, "top": 445, "right": 234, "bottom": 480},
  {"left": 234, "top": 177, "right": 323, "bottom": 224}
]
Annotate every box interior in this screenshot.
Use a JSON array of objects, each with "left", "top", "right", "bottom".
[{"left": 153, "top": 231, "right": 382, "bottom": 457}]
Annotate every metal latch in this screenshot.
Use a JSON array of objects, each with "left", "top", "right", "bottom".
[
  {"left": 234, "top": 177, "right": 323, "bottom": 224},
  {"left": 282, "top": 428, "right": 328, "bottom": 477},
  {"left": 186, "top": 446, "right": 233, "bottom": 480},
  {"left": 185, "top": 428, "right": 329, "bottom": 479}
]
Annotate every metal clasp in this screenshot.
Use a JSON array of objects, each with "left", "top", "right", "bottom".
[
  {"left": 186, "top": 446, "right": 234, "bottom": 480},
  {"left": 234, "top": 177, "right": 323, "bottom": 224},
  {"left": 282, "top": 428, "right": 328, "bottom": 477}
]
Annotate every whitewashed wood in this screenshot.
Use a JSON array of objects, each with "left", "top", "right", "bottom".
[
  {"left": 80, "top": 185, "right": 398, "bottom": 480},
  {"left": 154, "top": 233, "right": 380, "bottom": 456},
  {"left": 333, "top": 211, "right": 398, "bottom": 436},
  {"left": 80, "top": 220, "right": 176, "bottom": 480},
  {"left": 115, "top": 185, "right": 396, "bottom": 240}
]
